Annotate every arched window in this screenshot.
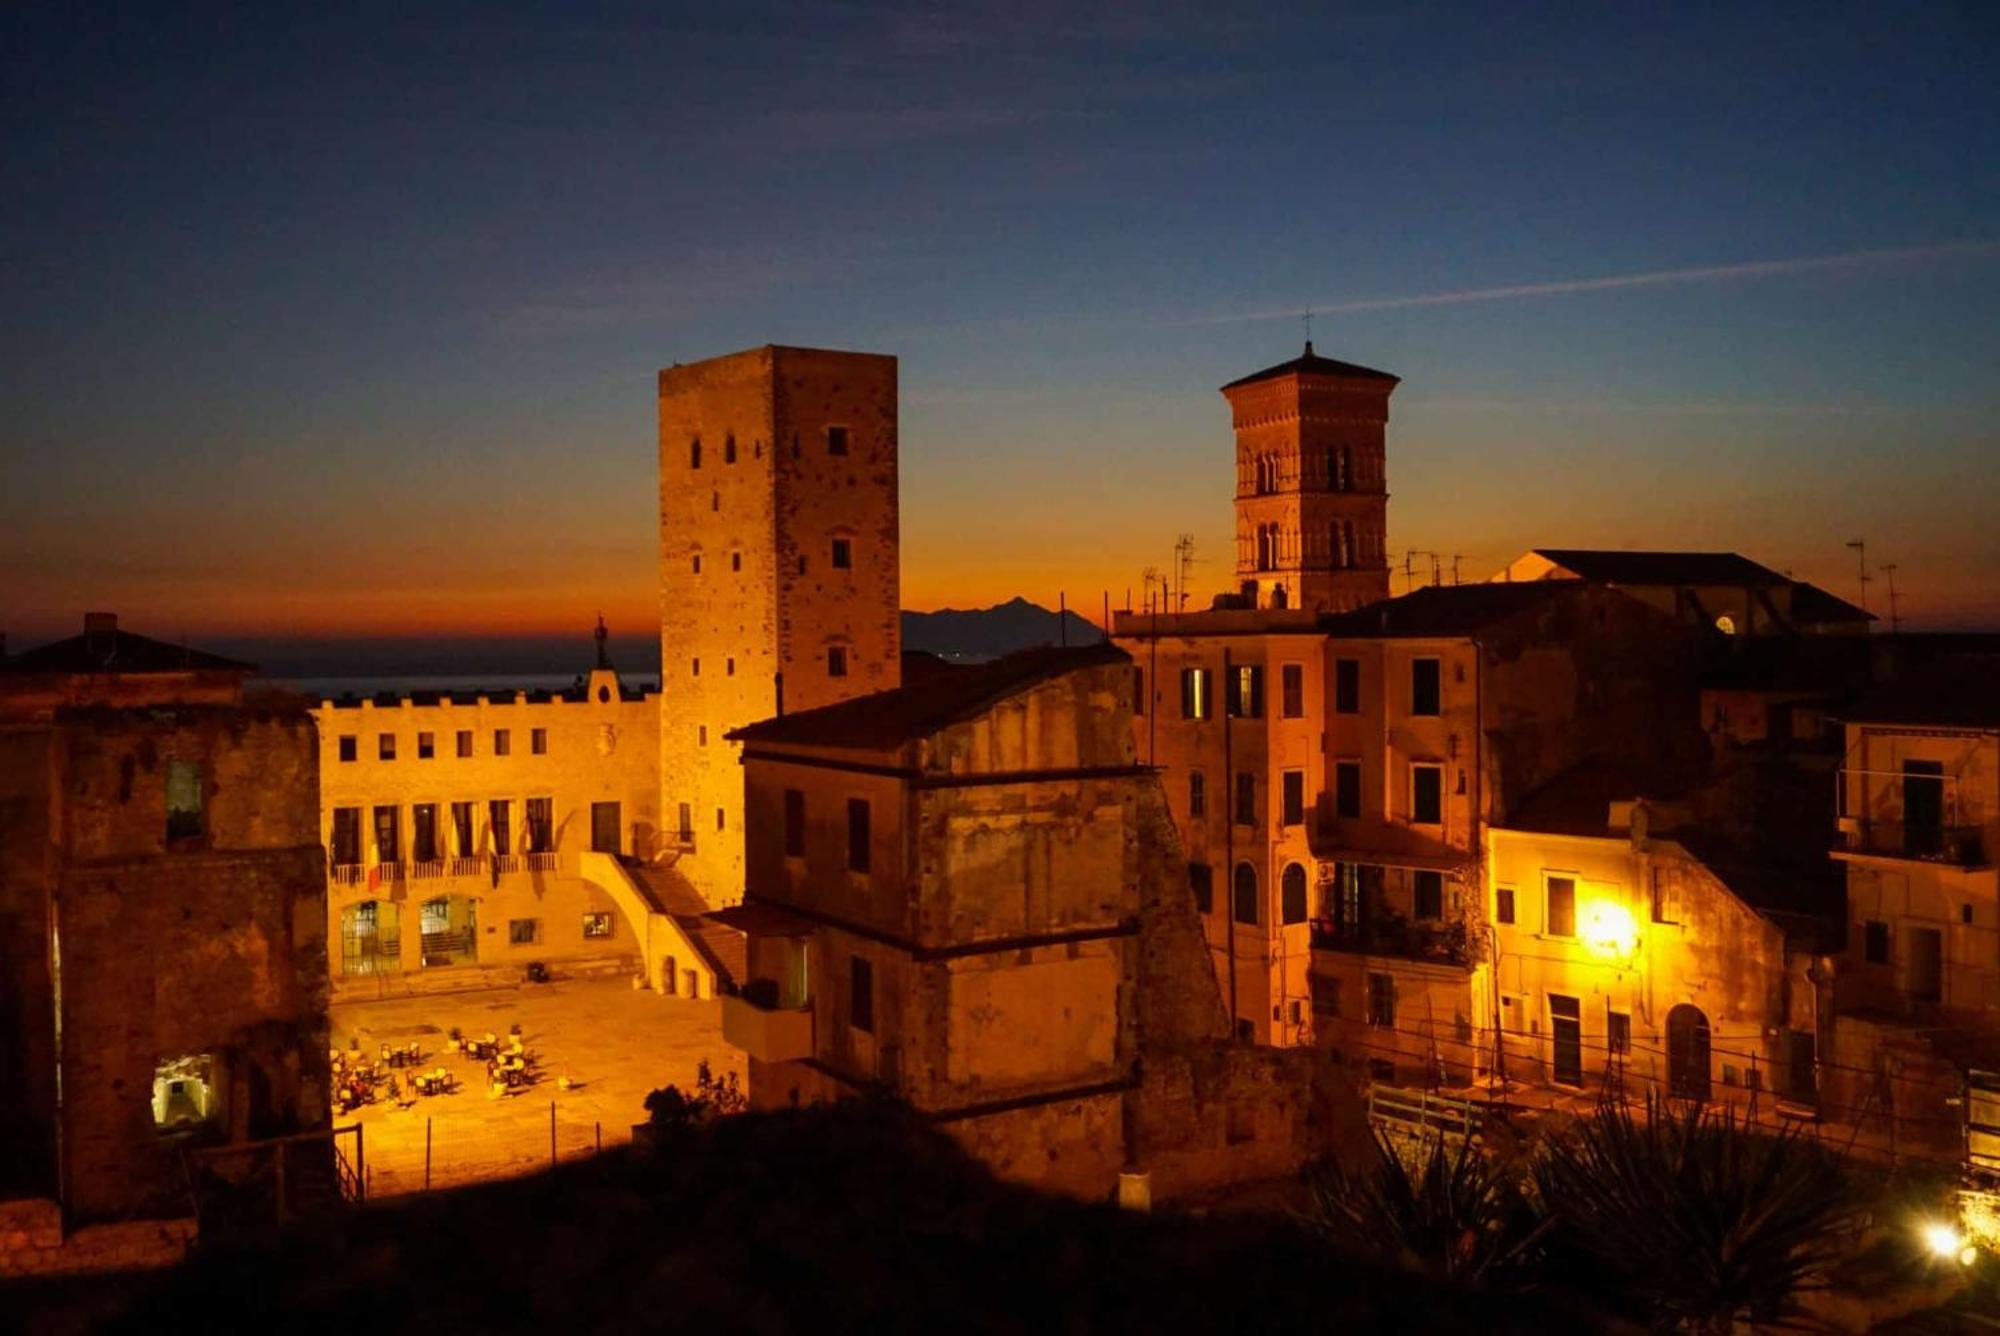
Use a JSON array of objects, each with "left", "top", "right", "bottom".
[
  {"left": 1344, "top": 521, "right": 1357, "bottom": 569},
  {"left": 1667, "top": 1004, "right": 1712, "bottom": 1101},
  {"left": 1232, "top": 862, "right": 1259, "bottom": 925},
  {"left": 1256, "top": 525, "right": 1273, "bottom": 571},
  {"left": 1281, "top": 863, "right": 1308, "bottom": 925}
]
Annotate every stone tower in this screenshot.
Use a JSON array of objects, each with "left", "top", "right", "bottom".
[
  {"left": 1221, "top": 343, "right": 1398, "bottom": 614},
  {"left": 658, "top": 345, "right": 901, "bottom": 906}
]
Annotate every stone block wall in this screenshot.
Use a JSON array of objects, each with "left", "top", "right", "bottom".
[{"left": 0, "top": 1197, "right": 193, "bottom": 1278}]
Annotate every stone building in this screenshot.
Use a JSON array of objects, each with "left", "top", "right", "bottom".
[
  {"left": 1494, "top": 548, "right": 1872, "bottom": 638},
  {"left": 1827, "top": 655, "right": 2000, "bottom": 1168},
  {"left": 311, "top": 642, "right": 700, "bottom": 998},
  {"left": 0, "top": 616, "right": 329, "bottom": 1254},
  {"left": 658, "top": 345, "right": 901, "bottom": 908},
  {"left": 718, "top": 646, "right": 1329, "bottom": 1200},
  {"left": 1223, "top": 343, "right": 1396, "bottom": 615}
]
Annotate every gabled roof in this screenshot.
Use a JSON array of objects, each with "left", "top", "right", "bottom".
[
  {"left": 1220, "top": 342, "right": 1399, "bottom": 392},
  {"left": 1786, "top": 580, "right": 1873, "bottom": 625},
  {"left": 1318, "top": 582, "right": 1567, "bottom": 639},
  {"left": 728, "top": 643, "right": 1130, "bottom": 751},
  {"left": 1, "top": 627, "right": 252, "bottom": 675},
  {"left": 1837, "top": 654, "right": 2000, "bottom": 730},
  {"left": 1527, "top": 549, "right": 1788, "bottom": 587},
  {"left": 1502, "top": 759, "right": 1695, "bottom": 839}
]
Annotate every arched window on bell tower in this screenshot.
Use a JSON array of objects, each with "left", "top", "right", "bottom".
[{"left": 1256, "top": 525, "right": 1273, "bottom": 571}]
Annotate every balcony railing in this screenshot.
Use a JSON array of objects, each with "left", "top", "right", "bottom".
[
  {"left": 329, "top": 864, "right": 364, "bottom": 887},
  {"left": 1836, "top": 819, "right": 1987, "bottom": 866},
  {"left": 524, "top": 851, "right": 559, "bottom": 873},
  {"left": 409, "top": 859, "right": 446, "bottom": 880},
  {"left": 1311, "top": 916, "right": 1473, "bottom": 968}
]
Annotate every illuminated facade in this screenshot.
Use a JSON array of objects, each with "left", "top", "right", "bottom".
[
  {"left": 311, "top": 661, "right": 676, "bottom": 997},
  {"left": 658, "top": 345, "right": 902, "bottom": 908}
]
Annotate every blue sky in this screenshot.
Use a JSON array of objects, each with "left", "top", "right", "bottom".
[{"left": 3, "top": 1, "right": 1995, "bottom": 639}]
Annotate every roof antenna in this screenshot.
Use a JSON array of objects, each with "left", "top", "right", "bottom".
[
  {"left": 1880, "top": 563, "right": 1901, "bottom": 634},
  {"left": 594, "top": 612, "right": 610, "bottom": 669},
  {"left": 1844, "top": 539, "right": 1870, "bottom": 613},
  {"left": 1302, "top": 308, "right": 1314, "bottom": 356}
]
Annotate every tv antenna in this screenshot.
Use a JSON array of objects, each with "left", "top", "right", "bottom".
[
  {"left": 1302, "top": 308, "right": 1313, "bottom": 349},
  {"left": 1450, "top": 554, "right": 1468, "bottom": 586},
  {"left": 1880, "top": 562, "right": 1901, "bottom": 633},
  {"left": 1845, "top": 539, "right": 1870, "bottom": 613},
  {"left": 1173, "top": 534, "right": 1196, "bottom": 612}
]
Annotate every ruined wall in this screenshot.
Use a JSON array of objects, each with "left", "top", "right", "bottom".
[
  {"left": 940, "top": 1090, "right": 1126, "bottom": 1201},
  {"left": 659, "top": 345, "right": 899, "bottom": 907},
  {"left": 50, "top": 706, "right": 329, "bottom": 1222},
  {"left": 0, "top": 725, "right": 57, "bottom": 1197}
]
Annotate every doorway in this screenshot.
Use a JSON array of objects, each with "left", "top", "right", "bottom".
[
  {"left": 1550, "top": 994, "right": 1583, "bottom": 1086},
  {"left": 1909, "top": 926, "right": 1943, "bottom": 1005},
  {"left": 1902, "top": 760, "right": 1945, "bottom": 856},
  {"left": 1667, "top": 1004, "right": 1711, "bottom": 1102},
  {"left": 591, "top": 802, "right": 622, "bottom": 855}
]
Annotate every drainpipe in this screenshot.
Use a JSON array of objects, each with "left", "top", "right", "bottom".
[
  {"left": 1223, "top": 646, "right": 1237, "bottom": 1040},
  {"left": 1477, "top": 635, "right": 1504, "bottom": 1084}
]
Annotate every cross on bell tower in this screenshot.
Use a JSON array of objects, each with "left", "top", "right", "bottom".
[{"left": 1220, "top": 342, "right": 1398, "bottom": 614}]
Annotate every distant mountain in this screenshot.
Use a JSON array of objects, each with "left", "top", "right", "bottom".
[{"left": 901, "top": 598, "right": 1106, "bottom": 663}]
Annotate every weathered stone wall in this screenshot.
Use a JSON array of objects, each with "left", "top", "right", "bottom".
[
  {"left": 939, "top": 1090, "right": 1126, "bottom": 1201},
  {"left": 0, "top": 1197, "right": 193, "bottom": 1278},
  {"left": 0, "top": 725, "right": 57, "bottom": 1198},
  {"left": 51, "top": 706, "right": 329, "bottom": 1222},
  {"left": 659, "top": 345, "right": 899, "bottom": 907}
]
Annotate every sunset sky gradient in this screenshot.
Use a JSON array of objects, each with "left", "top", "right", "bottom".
[{"left": 4, "top": 2, "right": 1996, "bottom": 650}]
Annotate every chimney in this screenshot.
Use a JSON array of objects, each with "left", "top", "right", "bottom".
[{"left": 84, "top": 611, "right": 117, "bottom": 660}]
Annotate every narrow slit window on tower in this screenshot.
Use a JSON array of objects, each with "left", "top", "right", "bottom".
[
  {"left": 827, "top": 425, "right": 849, "bottom": 456},
  {"left": 692, "top": 554, "right": 702, "bottom": 574},
  {"left": 831, "top": 538, "right": 852, "bottom": 569},
  {"left": 690, "top": 438, "right": 701, "bottom": 468},
  {"left": 828, "top": 646, "right": 848, "bottom": 677},
  {"left": 731, "top": 550, "right": 742, "bottom": 572},
  {"left": 724, "top": 433, "right": 736, "bottom": 463},
  {"left": 165, "top": 761, "right": 204, "bottom": 843}
]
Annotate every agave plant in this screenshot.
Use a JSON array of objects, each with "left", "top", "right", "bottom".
[
  {"left": 1532, "top": 1093, "right": 1856, "bottom": 1331},
  {"left": 1298, "top": 1129, "right": 1550, "bottom": 1287}
]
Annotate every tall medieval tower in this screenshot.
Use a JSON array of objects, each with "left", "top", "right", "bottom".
[
  {"left": 658, "top": 345, "right": 901, "bottom": 905},
  {"left": 1221, "top": 343, "right": 1398, "bottom": 614}
]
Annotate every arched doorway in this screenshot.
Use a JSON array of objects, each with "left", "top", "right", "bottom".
[
  {"left": 1667, "top": 1003, "right": 1711, "bottom": 1101},
  {"left": 1281, "top": 863, "right": 1308, "bottom": 925}
]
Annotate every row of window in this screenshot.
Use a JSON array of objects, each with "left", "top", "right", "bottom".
[
  {"left": 690, "top": 537, "right": 855, "bottom": 576},
  {"left": 329, "top": 796, "right": 600, "bottom": 864},
  {"left": 336, "top": 728, "right": 547, "bottom": 764},
  {"left": 1184, "top": 760, "right": 1444, "bottom": 828},
  {"left": 1151, "top": 658, "right": 1441, "bottom": 722},
  {"left": 688, "top": 425, "right": 850, "bottom": 469},
  {"left": 689, "top": 647, "right": 850, "bottom": 679},
  {"left": 1196, "top": 860, "right": 1453, "bottom": 927},
  {"left": 1250, "top": 520, "right": 1375, "bottom": 572},
  {"left": 1245, "top": 445, "right": 1370, "bottom": 494},
  {"left": 781, "top": 789, "right": 872, "bottom": 872}
]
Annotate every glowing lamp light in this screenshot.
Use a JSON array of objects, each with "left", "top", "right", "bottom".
[
  {"left": 1580, "top": 901, "right": 1639, "bottom": 958},
  {"left": 1920, "top": 1220, "right": 1966, "bottom": 1261}
]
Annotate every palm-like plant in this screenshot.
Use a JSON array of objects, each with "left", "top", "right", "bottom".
[
  {"left": 1532, "top": 1093, "right": 1856, "bottom": 1331},
  {"left": 1299, "top": 1130, "right": 1549, "bottom": 1287}
]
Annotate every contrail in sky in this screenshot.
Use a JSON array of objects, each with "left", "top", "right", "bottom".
[{"left": 1196, "top": 240, "right": 2000, "bottom": 325}]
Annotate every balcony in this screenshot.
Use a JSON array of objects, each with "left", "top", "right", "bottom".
[
  {"left": 1835, "top": 819, "right": 1988, "bottom": 868},
  {"left": 722, "top": 981, "right": 813, "bottom": 1064},
  {"left": 1311, "top": 915, "right": 1474, "bottom": 968}
]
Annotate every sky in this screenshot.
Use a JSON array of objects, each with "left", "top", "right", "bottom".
[{"left": 3, "top": 1, "right": 1996, "bottom": 650}]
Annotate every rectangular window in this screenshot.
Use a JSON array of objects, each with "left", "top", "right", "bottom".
[
  {"left": 716, "top": 806, "right": 725, "bottom": 832},
  {"left": 1608, "top": 1010, "right": 1632, "bottom": 1055},
  {"left": 509, "top": 919, "right": 540, "bottom": 946},
  {"left": 1650, "top": 866, "right": 1679, "bottom": 924},
  {"left": 590, "top": 801, "right": 621, "bottom": 854},
  {"left": 1281, "top": 867, "right": 1307, "bottom": 924},
  {"left": 417, "top": 731, "right": 434, "bottom": 760},
  {"left": 1334, "top": 658, "right": 1359, "bottom": 714},
  {"left": 783, "top": 789, "right": 806, "bottom": 857},
  {"left": 373, "top": 805, "right": 400, "bottom": 863},
  {"left": 338, "top": 735, "right": 357, "bottom": 763},
  {"left": 167, "top": 768, "right": 204, "bottom": 840},
  {"left": 724, "top": 434, "right": 737, "bottom": 464},
  {"left": 831, "top": 538, "right": 852, "bottom": 569},
  {"left": 412, "top": 804, "right": 439, "bottom": 863},
  {"left": 827, "top": 425, "right": 850, "bottom": 456},
  {"left": 1366, "top": 972, "right": 1396, "bottom": 1028},
  {"left": 378, "top": 733, "right": 396, "bottom": 761},
  {"left": 1233, "top": 866, "right": 1259, "bottom": 925},
  {"left": 1281, "top": 663, "right": 1304, "bottom": 718},
  {"left": 1188, "top": 771, "right": 1206, "bottom": 817},
  {"left": 690, "top": 438, "right": 702, "bottom": 468},
  {"left": 456, "top": 730, "right": 473, "bottom": 758},
  {"left": 1410, "top": 658, "right": 1442, "bottom": 716},
  {"left": 828, "top": 646, "right": 848, "bottom": 677},
  {"left": 525, "top": 797, "right": 554, "bottom": 853},
  {"left": 583, "top": 912, "right": 614, "bottom": 939},
  {"left": 1495, "top": 886, "right": 1516, "bottom": 924},
  {"left": 451, "top": 802, "right": 475, "bottom": 857},
  {"left": 1189, "top": 862, "right": 1213, "bottom": 913},
  {"left": 1546, "top": 875, "right": 1576, "bottom": 938},
  {"left": 1132, "top": 667, "right": 1144, "bottom": 716},
  {"left": 849, "top": 956, "right": 873, "bottom": 1033},
  {"left": 494, "top": 729, "right": 511, "bottom": 757},
  {"left": 1180, "top": 667, "right": 1211, "bottom": 720},
  {"left": 1335, "top": 760, "right": 1361, "bottom": 819},
  {"left": 1413, "top": 870, "right": 1443, "bottom": 921},
  {"left": 676, "top": 802, "right": 693, "bottom": 842},
  {"left": 1411, "top": 764, "right": 1443, "bottom": 824},
  {"left": 332, "top": 807, "right": 363, "bottom": 865},
  {"left": 489, "top": 800, "right": 511, "bottom": 855},
  {"left": 1228, "top": 664, "right": 1263, "bottom": 718},
  {"left": 847, "top": 798, "right": 870, "bottom": 873},
  {"left": 1234, "top": 773, "right": 1256, "bottom": 826},
  {"left": 531, "top": 728, "right": 548, "bottom": 756},
  {"left": 1281, "top": 770, "right": 1304, "bottom": 827},
  {"left": 1863, "top": 919, "right": 1889, "bottom": 964}
]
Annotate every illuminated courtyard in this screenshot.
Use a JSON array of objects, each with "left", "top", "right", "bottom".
[{"left": 328, "top": 978, "right": 742, "bottom": 1195}]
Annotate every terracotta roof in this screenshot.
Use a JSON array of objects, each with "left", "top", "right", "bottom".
[
  {"left": 1219, "top": 342, "right": 1399, "bottom": 392},
  {"left": 3, "top": 627, "right": 252, "bottom": 675},
  {"left": 1528, "top": 549, "right": 1788, "bottom": 587},
  {"left": 1836, "top": 654, "right": 2000, "bottom": 730},
  {"left": 728, "top": 643, "right": 1130, "bottom": 750},
  {"left": 1502, "top": 760, "right": 1696, "bottom": 838},
  {"left": 1317, "top": 583, "right": 1568, "bottom": 639}
]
